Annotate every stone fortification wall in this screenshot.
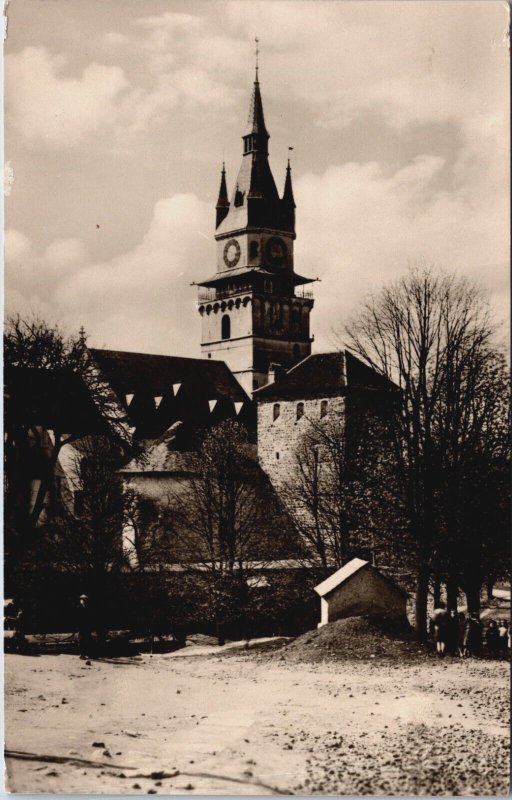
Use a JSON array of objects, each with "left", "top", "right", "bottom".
[{"left": 257, "top": 394, "right": 345, "bottom": 491}]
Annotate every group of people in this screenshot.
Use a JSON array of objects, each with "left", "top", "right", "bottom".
[
  {"left": 431, "top": 603, "right": 510, "bottom": 658},
  {"left": 7, "top": 594, "right": 95, "bottom": 658}
]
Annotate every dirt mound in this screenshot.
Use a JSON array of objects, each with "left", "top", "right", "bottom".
[{"left": 275, "top": 615, "right": 431, "bottom": 663}]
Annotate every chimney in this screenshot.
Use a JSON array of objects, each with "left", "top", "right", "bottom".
[{"left": 267, "top": 362, "right": 285, "bottom": 384}]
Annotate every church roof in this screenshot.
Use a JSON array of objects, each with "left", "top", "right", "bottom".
[
  {"left": 253, "top": 350, "right": 397, "bottom": 401},
  {"left": 121, "top": 426, "right": 258, "bottom": 475},
  {"left": 89, "top": 348, "right": 254, "bottom": 440},
  {"left": 4, "top": 366, "right": 112, "bottom": 437}
]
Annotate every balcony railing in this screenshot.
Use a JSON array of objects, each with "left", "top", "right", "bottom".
[{"left": 197, "top": 285, "right": 314, "bottom": 303}]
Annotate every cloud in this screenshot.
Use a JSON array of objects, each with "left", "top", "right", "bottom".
[
  {"left": 5, "top": 46, "right": 129, "bottom": 147},
  {"left": 6, "top": 146, "right": 508, "bottom": 360},
  {"left": 294, "top": 152, "right": 509, "bottom": 351},
  {"left": 5, "top": 194, "right": 214, "bottom": 356},
  {"left": 225, "top": 0, "right": 509, "bottom": 136},
  {"left": 5, "top": 230, "right": 87, "bottom": 300}
]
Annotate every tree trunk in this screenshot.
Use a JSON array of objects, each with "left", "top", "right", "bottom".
[
  {"left": 415, "top": 564, "right": 430, "bottom": 639},
  {"left": 433, "top": 574, "right": 441, "bottom": 608},
  {"left": 446, "top": 575, "right": 458, "bottom": 611},
  {"left": 216, "top": 619, "right": 225, "bottom": 647},
  {"left": 465, "top": 582, "right": 481, "bottom": 614}
]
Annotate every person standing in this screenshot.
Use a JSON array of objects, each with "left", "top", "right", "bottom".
[
  {"left": 431, "top": 602, "right": 449, "bottom": 656},
  {"left": 485, "top": 619, "right": 499, "bottom": 658},
  {"left": 446, "top": 609, "right": 459, "bottom": 656},
  {"left": 13, "top": 606, "right": 28, "bottom": 653},
  {"left": 77, "top": 594, "right": 93, "bottom": 660},
  {"left": 457, "top": 612, "right": 466, "bottom": 657},
  {"left": 498, "top": 619, "right": 509, "bottom": 659},
  {"left": 464, "top": 612, "right": 483, "bottom": 657}
]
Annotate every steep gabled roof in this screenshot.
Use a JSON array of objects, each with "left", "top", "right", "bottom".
[
  {"left": 5, "top": 366, "right": 109, "bottom": 437},
  {"left": 253, "top": 350, "right": 397, "bottom": 401},
  {"left": 89, "top": 348, "right": 254, "bottom": 440},
  {"left": 314, "top": 558, "right": 369, "bottom": 597},
  {"left": 314, "top": 558, "right": 408, "bottom": 598}
]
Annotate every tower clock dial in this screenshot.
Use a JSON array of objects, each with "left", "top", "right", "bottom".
[
  {"left": 223, "top": 238, "right": 241, "bottom": 268},
  {"left": 265, "top": 236, "right": 287, "bottom": 266}
]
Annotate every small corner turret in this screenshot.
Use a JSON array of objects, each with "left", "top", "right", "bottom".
[{"left": 215, "top": 163, "right": 230, "bottom": 229}]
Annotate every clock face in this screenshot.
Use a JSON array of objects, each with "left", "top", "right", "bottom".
[
  {"left": 265, "top": 236, "right": 287, "bottom": 266},
  {"left": 223, "top": 239, "right": 241, "bottom": 268}
]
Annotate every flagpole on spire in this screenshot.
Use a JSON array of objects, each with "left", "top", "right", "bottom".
[{"left": 255, "top": 37, "right": 259, "bottom": 82}]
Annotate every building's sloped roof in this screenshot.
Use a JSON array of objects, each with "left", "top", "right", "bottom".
[
  {"left": 89, "top": 348, "right": 254, "bottom": 440},
  {"left": 5, "top": 367, "right": 108, "bottom": 436},
  {"left": 314, "top": 558, "right": 369, "bottom": 597},
  {"left": 254, "top": 350, "right": 396, "bottom": 401},
  {"left": 122, "top": 422, "right": 259, "bottom": 474},
  {"left": 314, "top": 558, "right": 409, "bottom": 598},
  {"left": 197, "top": 267, "right": 314, "bottom": 289}
]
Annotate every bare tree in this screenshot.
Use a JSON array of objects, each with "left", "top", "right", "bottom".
[
  {"left": 345, "top": 265, "right": 500, "bottom": 635},
  {"left": 434, "top": 348, "right": 509, "bottom": 611},
  {"left": 281, "top": 402, "right": 410, "bottom": 576},
  {"left": 167, "top": 420, "right": 294, "bottom": 644},
  {"left": 39, "top": 435, "right": 130, "bottom": 645},
  {"left": 4, "top": 314, "right": 133, "bottom": 567}
]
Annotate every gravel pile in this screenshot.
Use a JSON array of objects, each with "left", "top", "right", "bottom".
[
  {"left": 291, "top": 721, "right": 509, "bottom": 796},
  {"left": 274, "top": 615, "right": 432, "bottom": 663}
]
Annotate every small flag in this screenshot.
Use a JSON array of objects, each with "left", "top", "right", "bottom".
[
  {"left": 154, "top": 395, "right": 163, "bottom": 409},
  {"left": 172, "top": 383, "right": 182, "bottom": 396},
  {"left": 125, "top": 393, "right": 134, "bottom": 406},
  {"left": 208, "top": 400, "right": 217, "bottom": 413}
]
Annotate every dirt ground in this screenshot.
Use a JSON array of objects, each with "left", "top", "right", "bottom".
[{"left": 4, "top": 644, "right": 510, "bottom": 796}]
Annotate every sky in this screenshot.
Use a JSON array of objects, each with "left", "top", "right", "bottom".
[{"left": 4, "top": 0, "right": 510, "bottom": 357}]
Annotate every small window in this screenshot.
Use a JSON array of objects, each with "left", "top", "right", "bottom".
[
  {"left": 296, "top": 402, "right": 304, "bottom": 421},
  {"left": 275, "top": 452, "right": 280, "bottom": 460},
  {"left": 207, "top": 353, "right": 212, "bottom": 359},
  {"left": 221, "top": 314, "right": 230, "bottom": 340},
  {"left": 264, "top": 279, "right": 273, "bottom": 294},
  {"left": 320, "top": 400, "right": 328, "bottom": 418},
  {"left": 250, "top": 240, "right": 259, "bottom": 259},
  {"left": 273, "top": 403, "right": 280, "bottom": 421}
]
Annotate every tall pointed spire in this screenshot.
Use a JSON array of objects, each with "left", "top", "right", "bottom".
[
  {"left": 215, "top": 162, "right": 230, "bottom": 228},
  {"left": 283, "top": 159, "right": 296, "bottom": 208},
  {"left": 243, "top": 38, "right": 269, "bottom": 147}
]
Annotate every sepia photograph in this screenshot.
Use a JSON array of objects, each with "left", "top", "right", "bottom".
[{"left": 3, "top": 0, "right": 510, "bottom": 795}]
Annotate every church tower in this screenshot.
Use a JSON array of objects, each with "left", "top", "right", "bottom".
[{"left": 196, "top": 60, "right": 315, "bottom": 394}]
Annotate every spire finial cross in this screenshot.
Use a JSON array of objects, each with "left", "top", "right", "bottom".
[{"left": 255, "top": 37, "right": 259, "bottom": 80}]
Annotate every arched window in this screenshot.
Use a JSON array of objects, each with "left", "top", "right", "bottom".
[
  {"left": 273, "top": 403, "right": 280, "bottom": 421},
  {"left": 264, "top": 279, "right": 273, "bottom": 294},
  {"left": 221, "top": 314, "right": 231, "bottom": 340},
  {"left": 250, "top": 240, "right": 259, "bottom": 260},
  {"left": 293, "top": 343, "right": 300, "bottom": 362},
  {"left": 296, "top": 402, "right": 304, "bottom": 421},
  {"left": 320, "top": 400, "right": 328, "bottom": 418}
]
